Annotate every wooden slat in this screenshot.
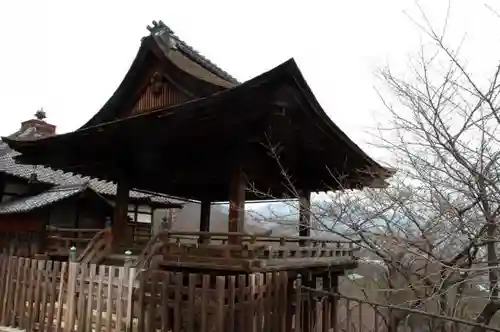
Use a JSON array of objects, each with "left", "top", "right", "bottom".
[
  {"left": 255, "top": 273, "right": 264, "bottom": 332},
  {"left": 295, "top": 277, "right": 302, "bottom": 332},
  {"left": 95, "top": 265, "right": 106, "bottom": 332},
  {"left": 228, "top": 275, "right": 236, "bottom": 332},
  {"left": 160, "top": 271, "right": 170, "bottom": 332},
  {"left": 46, "top": 261, "right": 60, "bottom": 331},
  {"left": 64, "top": 262, "right": 78, "bottom": 332},
  {"left": 238, "top": 274, "right": 247, "bottom": 332},
  {"left": 105, "top": 266, "right": 113, "bottom": 332},
  {"left": 10, "top": 257, "right": 23, "bottom": 327},
  {"left": 215, "top": 276, "right": 225, "bottom": 332},
  {"left": 0, "top": 256, "right": 7, "bottom": 321},
  {"left": 18, "top": 257, "right": 30, "bottom": 328},
  {"left": 187, "top": 273, "right": 196, "bottom": 332},
  {"left": 137, "top": 270, "right": 146, "bottom": 332},
  {"left": 173, "top": 273, "right": 182, "bottom": 332},
  {"left": 280, "top": 273, "right": 289, "bottom": 332},
  {"left": 75, "top": 263, "right": 87, "bottom": 332},
  {"left": 200, "top": 274, "right": 209, "bottom": 332},
  {"left": 272, "top": 272, "right": 280, "bottom": 332},
  {"left": 86, "top": 264, "right": 96, "bottom": 332},
  {"left": 39, "top": 260, "right": 52, "bottom": 332},
  {"left": 54, "top": 262, "right": 67, "bottom": 332},
  {"left": 146, "top": 270, "right": 156, "bottom": 332},
  {"left": 115, "top": 266, "right": 124, "bottom": 332},
  {"left": 2, "top": 257, "right": 14, "bottom": 325},
  {"left": 248, "top": 274, "right": 256, "bottom": 332},
  {"left": 125, "top": 267, "right": 135, "bottom": 332}
]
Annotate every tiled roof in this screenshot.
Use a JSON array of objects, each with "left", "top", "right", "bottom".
[
  {"left": 0, "top": 184, "right": 89, "bottom": 214},
  {"left": 172, "top": 34, "right": 239, "bottom": 84},
  {"left": 0, "top": 146, "right": 182, "bottom": 206},
  {"left": 149, "top": 20, "right": 239, "bottom": 84},
  {"left": 0, "top": 142, "right": 10, "bottom": 157}
]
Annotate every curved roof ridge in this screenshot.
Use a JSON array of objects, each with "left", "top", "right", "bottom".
[
  {"left": 148, "top": 20, "right": 239, "bottom": 84},
  {"left": 172, "top": 35, "right": 239, "bottom": 84}
]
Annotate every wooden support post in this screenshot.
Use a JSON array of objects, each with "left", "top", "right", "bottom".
[
  {"left": 228, "top": 166, "right": 246, "bottom": 245},
  {"left": 299, "top": 189, "right": 311, "bottom": 246},
  {"left": 330, "top": 273, "right": 339, "bottom": 332},
  {"left": 302, "top": 272, "right": 314, "bottom": 332},
  {"left": 113, "top": 180, "right": 129, "bottom": 246},
  {"left": 199, "top": 200, "right": 211, "bottom": 244}
]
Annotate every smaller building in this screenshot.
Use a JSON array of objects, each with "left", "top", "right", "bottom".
[
  {"left": 0, "top": 111, "right": 183, "bottom": 257},
  {"left": 0, "top": 183, "right": 113, "bottom": 256}
]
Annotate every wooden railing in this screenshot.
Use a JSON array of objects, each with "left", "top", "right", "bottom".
[
  {"left": 45, "top": 226, "right": 102, "bottom": 255},
  {"left": 44, "top": 222, "right": 153, "bottom": 260},
  {"left": 136, "top": 231, "right": 359, "bottom": 271},
  {"left": 77, "top": 228, "right": 113, "bottom": 264}
]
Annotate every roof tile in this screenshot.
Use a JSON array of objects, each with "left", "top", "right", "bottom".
[
  {"left": 0, "top": 184, "right": 87, "bottom": 214},
  {"left": 0, "top": 147, "right": 182, "bottom": 206}
]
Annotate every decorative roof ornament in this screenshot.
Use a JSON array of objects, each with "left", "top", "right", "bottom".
[
  {"left": 35, "top": 108, "right": 46, "bottom": 120},
  {"left": 144, "top": 20, "right": 177, "bottom": 52},
  {"left": 147, "top": 20, "right": 173, "bottom": 36}
]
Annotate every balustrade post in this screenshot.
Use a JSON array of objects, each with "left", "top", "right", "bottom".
[
  {"left": 124, "top": 249, "right": 133, "bottom": 278},
  {"left": 69, "top": 245, "right": 77, "bottom": 262}
]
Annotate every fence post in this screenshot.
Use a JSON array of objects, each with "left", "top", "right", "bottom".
[
  {"left": 69, "top": 246, "right": 77, "bottom": 262},
  {"left": 124, "top": 250, "right": 133, "bottom": 268},
  {"left": 64, "top": 260, "right": 78, "bottom": 332},
  {"left": 123, "top": 250, "right": 135, "bottom": 332}
]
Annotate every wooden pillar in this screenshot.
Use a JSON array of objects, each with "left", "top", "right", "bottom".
[
  {"left": 199, "top": 200, "right": 211, "bottom": 244},
  {"left": 113, "top": 180, "right": 129, "bottom": 244},
  {"left": 302, "top": 272, "right": 314, "bottom": 332},
  {"left": 228, "top": 166, "right": 246, "bottom": 244},
  {"left": 299, "top": 189, "right": 311, "bottom": 246}
]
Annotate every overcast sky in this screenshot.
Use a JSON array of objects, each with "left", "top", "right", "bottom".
[{"left": 0, "top": 0, "right": 498, "bottom": 163}]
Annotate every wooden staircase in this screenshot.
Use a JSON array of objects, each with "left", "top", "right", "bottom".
[
  {"left": 77, "top": 228, "right": 114, "bottom": 264},
  {"left": 76, "top": 222, "right": 152, "bottom": 266}
]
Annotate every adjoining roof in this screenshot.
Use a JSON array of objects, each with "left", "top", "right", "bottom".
[
  {"left": 0, "top": 147, "right": 183, "bottom": 207},
  {"left": 4, "top": 59, "right": 394, "bottom": 201},
  {"left": 0, "top": 184, "right": 98, "bottom": 214}
]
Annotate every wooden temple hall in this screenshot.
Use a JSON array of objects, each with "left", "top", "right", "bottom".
[{"left": 3, "top": 21, "right": 393, "bottom": 331}]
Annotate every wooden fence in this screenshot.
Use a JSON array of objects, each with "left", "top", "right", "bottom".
[
  {"left": 1, "top": 254, "right": 498, "bottom": 332},
  {"left": 0, "top": 255, "right": 290, "bottom": 332},
  {"left": 302, "top": 286, "right": 500, "bottom": 332}
]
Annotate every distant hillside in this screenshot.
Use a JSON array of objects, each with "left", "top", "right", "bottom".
[
  {"left": 172, "top": 203, "right": 270, "bottom": 234},
  {"left": 171, "top": 201, "right": 348, "bottom": 241}
]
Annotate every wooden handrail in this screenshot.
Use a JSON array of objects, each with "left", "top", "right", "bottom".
[
  {"left": 77, "top": 228, "right": 113, "bottom": 264},
  {"left": 160, "top": 230, "right": 358, "bottom": 246},
  {"left": 46, "top": 226, "right": 103, "bottom": 233}
]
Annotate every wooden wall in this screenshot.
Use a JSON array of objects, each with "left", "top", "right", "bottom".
[{"left": 132, "top": 73, "right": 188, "bottom": 114}]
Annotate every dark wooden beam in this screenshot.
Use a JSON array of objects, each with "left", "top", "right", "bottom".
[
  {"left": 228, "top": 165, "right": 246, "bottom": 244},
  {"left": 199, "top": 200, "right": 211, "bottom": 244},
  {"left": 113, "top": 180, "right": 130, "bottom": 245},
  {"left": 299, "top": 189, "right": 311, "bottom": 246}
]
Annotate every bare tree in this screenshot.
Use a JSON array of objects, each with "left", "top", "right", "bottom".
[
  {"left": 246, "top": 2, "right": 500, "bottom": 330},
  {"left": 324, "top": 2, "right": 500, "bottom": 329}
]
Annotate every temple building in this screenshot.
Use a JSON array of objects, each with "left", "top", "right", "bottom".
[
  {"left": 0, "top": 20, "right": 395, "bottom": 331},
  {"left": 3, "top": 19, "right": 393, "bottom": 276}
]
